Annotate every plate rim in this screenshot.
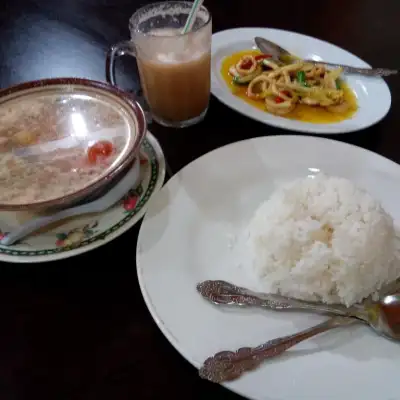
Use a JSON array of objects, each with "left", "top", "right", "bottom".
[
  {"left": 137, "top": 134, "right": 400, "bottom": 400},
  {"left": 0, "top": 131, "right": 166, "bottom": 264},
  {"left": 211, "top": 27, "right": 392, "bottom": 135}
]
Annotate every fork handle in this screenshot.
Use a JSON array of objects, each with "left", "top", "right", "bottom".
[
  {"left": 303, "top": 59, "right": 398, "bottom": 77},
  {"left": 199, "top": 316, "right": 356, "bottom": 383}
]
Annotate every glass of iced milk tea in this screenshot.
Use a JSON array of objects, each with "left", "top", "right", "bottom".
[{"left": 106, "top": 1, "right": 212, "bottom": 128}]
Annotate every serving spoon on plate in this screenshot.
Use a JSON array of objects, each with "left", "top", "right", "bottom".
[
  {"left": 197, "top": 280, "right": 400, "bottom": 382},
  {"left": 254, "top": 36, "right": 398, "bottom": 77}
]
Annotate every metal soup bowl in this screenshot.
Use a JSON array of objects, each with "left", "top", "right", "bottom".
[{"left": 0, "top": 78, "right": 147, "bottom": 212}]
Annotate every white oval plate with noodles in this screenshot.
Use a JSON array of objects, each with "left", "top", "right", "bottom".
[
  {"left": 211, "top": 28, "right": 391, "bottom": 134},
  {"left": 137, "top": 135, "right": 400, "bottom": 400}
]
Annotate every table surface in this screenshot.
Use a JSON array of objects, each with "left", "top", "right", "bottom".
[{"left": 0, "top": 0, "right": 400, "bottom": 398}]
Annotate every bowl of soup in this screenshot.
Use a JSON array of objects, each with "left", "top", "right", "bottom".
[{"left": 0, "top": 78, "right": 147, "bottom": 211}]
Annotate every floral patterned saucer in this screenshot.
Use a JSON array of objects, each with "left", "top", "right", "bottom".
[{"left": 0, "top": 131, "right": 165, "bottom": 263}]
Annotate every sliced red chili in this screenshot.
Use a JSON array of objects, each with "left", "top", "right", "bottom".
[
  {"left": 255, "top": 54, "right": 272, "bottom": 61},
  {"left": 275, "top": 97, "right": 284, "bottom": 104}
]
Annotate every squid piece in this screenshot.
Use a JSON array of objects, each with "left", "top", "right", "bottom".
[
  {"left": 265, "top": 96, "right": 295, "bottom": 115},
  {"left": 262, "top": 59, "right": 280, "bottom": 70},
  {"left": 305, "top": 64, "right": 326, "bottom": 79},
  {"left": 323, "top": 68, "right": 343, "bottom": 89},
  {"left": 267, "top": 62, "right": 304, "bottom": 79},
  {"left": 324, "top": 74, "right": 337, "bottom": 90},
  {"left": 300, "top": 97, "right": 321, "bottom": 106},
  {"left": 246, "top": 75, "right": 271, "bottom": 99},
  {"left": 236, "top": 56, "right": 258, "bottom": 76},
  {"left": 283, "top": 71, "right": 291, "bottom": 85}
]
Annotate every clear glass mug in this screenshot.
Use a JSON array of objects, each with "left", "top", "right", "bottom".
[{"left": 106, "top": 1, "right": 212, "bottom": 128}]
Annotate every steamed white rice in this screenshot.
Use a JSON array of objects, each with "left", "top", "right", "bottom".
[{"left": 247, "top": 174, "right": 400, "bottom": 307}]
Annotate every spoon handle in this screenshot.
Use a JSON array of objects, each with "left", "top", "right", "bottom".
[
  {"left": 303, "top": 60, "right": 398, "bottom": 77},
  {"left": 0, "top": 203, "right": 96, "bottom": 246},
  {"left": 199, "top": 316, "right": 355, "bottom": 383},
  {"left": 197, "top": 280, "right": 355, "bottom": 317}
]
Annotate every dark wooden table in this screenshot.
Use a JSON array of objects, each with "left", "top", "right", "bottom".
[{"left": 0, "top": 0, "right": 399, "bottom": 399}]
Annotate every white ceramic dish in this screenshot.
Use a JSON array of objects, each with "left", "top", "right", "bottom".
[
  {"left": 211, "top": 28, "right": 391, "bottom": 134},
  {"left": 137, "top": 135, "right": 400, "bottom": 400}
]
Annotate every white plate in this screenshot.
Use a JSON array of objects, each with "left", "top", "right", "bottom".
[
  {"left": 211, "top": 28, "right": 391, "bottom": 134},
  {"left": 137, "top": 135, "right": 400, "bottom": 400},
  {"left": 0, "top": 131, "right": 165, "bottom": 263}
]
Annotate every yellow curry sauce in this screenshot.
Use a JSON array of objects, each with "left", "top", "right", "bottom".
[{"left": 221, "top": 50, "right": 358, "bottom": 124}]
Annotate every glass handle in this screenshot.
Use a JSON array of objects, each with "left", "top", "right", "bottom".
[
  {"left": 106, "top": 40, "right": 136, "bottom": 86},
  {"left": 105, "top": 41, "right": 152, "bottom": 123}
]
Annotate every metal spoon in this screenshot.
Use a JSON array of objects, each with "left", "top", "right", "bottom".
[
  {"left": 0, "top": 158, "right": 141, "bottom": 246},
  {"left": 199, "top": 315, "right": 356, "bottom": 383},
  {"left": 254, "top": 36, "right": 398, "bottom": 77},
  {"left": 198, "top": 282, "right": 400, "bottom": 383},
  {"left": 196, "top": 280, "right": 400, "bottom": 341}
]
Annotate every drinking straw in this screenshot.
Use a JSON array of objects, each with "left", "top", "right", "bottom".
[{"left": 181, "top": 0, "right": 204, "bottom": 34}]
